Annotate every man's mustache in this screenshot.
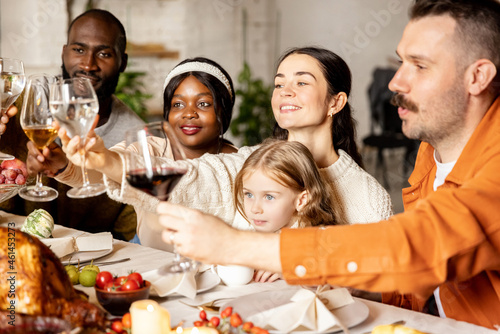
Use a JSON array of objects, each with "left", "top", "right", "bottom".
[{"left": 391, "top": 93, "right": 418, "bottom": 112}]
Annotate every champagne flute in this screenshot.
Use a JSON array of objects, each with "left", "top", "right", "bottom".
[
  {"left": 49, "top": 77, "right": 107, "bottom": 198},
  {"left": 19, "top": 74, "right": 59, "bottom": 202},
  {"left": 124, "top": 121, "right": 198, "bottom": 274},
  {"left": 0, "top": 57, "right": 26, "bottom": 160}
]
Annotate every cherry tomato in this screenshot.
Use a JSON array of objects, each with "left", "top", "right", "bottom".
[
  {"left": 221, "top": 306, "right": 233, "bottom": 318},
  {"left": 193, "top": 321, "right": 204, "bottom": 327},
  {"left": 104, "top": 281, "right": 118, "bottom": 292},
  {"left": 127, "top": 272, "right": 143, "bottom": 286},
  {"left": 119, "top": 279, "right": 141, "bottom": 291},
  {"left": 95, "top": 271, "right": 114, "bottom": 289},
  {"left": 230, "top": 313, "right": 242, "bottom": 327},
  {"left": 250, "top": 327, "right": 268, "bottom": 334},
  {"left": 121, "top": 312, "right": 132, "bottom": 329},
  {"left": 111, "top": 320, "right": 124, "bottom": 333},
  {"left": 115, "top": 276, "right": 128, "bottom": 286},
  {"left": 209, "top": 316, "right": 220, "bottom": 327},
  {"left": 242, "top": 322, "right": 254, "bottom": 332},
  {"left": 199, "top": 310, "right": 207, "bottom": 321}
]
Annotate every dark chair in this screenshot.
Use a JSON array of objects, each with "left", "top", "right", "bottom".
[{"left": 362, "top": 68, "right": 419, "bottom": 189}]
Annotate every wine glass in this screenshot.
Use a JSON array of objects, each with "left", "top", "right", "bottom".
[
  {"left": 49, "top": 77, "right": 107, "bottom": 198},
  {"left": 19, "top": 74, "right": 59, "bottom": 202},
  {"left": 124, "top": 121, "right": 198, "bottom": 274},
  {"left": 0, "top": 57, "right": 26, "bottom": 160}
]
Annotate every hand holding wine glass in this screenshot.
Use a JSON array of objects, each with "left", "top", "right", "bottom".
[
  {"left": 19, "top": 74, "right": 59, "bottom": 202},
  {"left": 125, "top": 121, "right": 198, "bottom": 274},
  {"left": 0, "top": 57, "right": 26, "bottom": 160},
  {"left": 49, "top": 77, "right": 107, "bottom": 198}
]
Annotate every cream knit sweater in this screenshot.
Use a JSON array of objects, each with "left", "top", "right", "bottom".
[{"left": 104, "top": 145, "right": 393, "bottom": 251}]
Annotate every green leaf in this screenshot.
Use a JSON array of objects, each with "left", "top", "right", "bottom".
[{"left": 115, "top": 71, "right": 152, "bottom": 122}]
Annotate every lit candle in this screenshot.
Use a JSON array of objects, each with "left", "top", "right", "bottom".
[{"left": 130, "top": 299, "right": 172, "bottom": 334}]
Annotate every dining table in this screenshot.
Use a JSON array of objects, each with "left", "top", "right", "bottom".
[{"left": 1, "top": 210, "right": 497, "bottom": 334}]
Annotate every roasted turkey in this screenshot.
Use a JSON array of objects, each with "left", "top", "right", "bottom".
[{"left": 0, "top": 226, "right": 107, "bottom": 329}]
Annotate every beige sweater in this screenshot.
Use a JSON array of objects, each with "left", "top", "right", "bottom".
[{"left": 104, "top": 145, "right": 393, "bottom": 251}]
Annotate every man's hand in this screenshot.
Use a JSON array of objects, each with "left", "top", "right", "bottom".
[
  {"left": 26, "top": 141, "right": 68, "bottom": 177},
  {"left": 157, "top": 202, "right": 283, "bottom": 274},
  {"left": 0, "top": 105, "right": 18, "bottom": 135}
]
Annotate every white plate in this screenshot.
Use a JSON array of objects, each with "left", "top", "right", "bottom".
[
  {"left": 60, "top": 248, "right": 114, "bottom": 265},
  {"left": 221, "top": 288, "right": 369, "bottom": 334}
]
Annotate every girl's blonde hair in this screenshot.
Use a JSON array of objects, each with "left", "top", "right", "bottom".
[{"left": 234, "top": 139, "right": 337, "bottom": 227}]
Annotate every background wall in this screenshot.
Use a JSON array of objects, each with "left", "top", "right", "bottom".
[
  {"left": 0, "top": 0, "right": 411, "bottom": 143},
  {"left": 0, "top": 0, "right": 413, "bottom": 212}
]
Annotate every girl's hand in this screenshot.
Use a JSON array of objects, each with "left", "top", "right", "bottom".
[{"left": 253, "top": 269, "right": 281, "bottom": 283}]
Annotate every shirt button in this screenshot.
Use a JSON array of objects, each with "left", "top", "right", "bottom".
[
  {"left": 295, "top": 265, "right": 307, "bottom": 277},
  {"left": 347, "top": 261, "right": 358, "bottom": 273}
]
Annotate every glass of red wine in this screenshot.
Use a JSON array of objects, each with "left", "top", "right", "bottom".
[{"left": 124, "top": 121, "right": 197, "bottom": 275}]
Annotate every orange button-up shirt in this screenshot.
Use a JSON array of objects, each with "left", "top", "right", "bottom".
[{"left": 280, "top": 97, "right": 500, "bottom": 329}]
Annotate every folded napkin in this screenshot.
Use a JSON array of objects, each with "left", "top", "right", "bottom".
[
  {"left": 41, "top": 232, "right": 113, "bottom": 258},
  {"left": 249, "top": 287, "right": 354, "bottom": 333},
  {"left": 142, "top": 268, "right": 198, "bottom": 299}
]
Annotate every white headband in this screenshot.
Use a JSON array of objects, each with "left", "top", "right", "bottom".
[{"left": 163, "top": 61, "right": 233, "bottom": 98}]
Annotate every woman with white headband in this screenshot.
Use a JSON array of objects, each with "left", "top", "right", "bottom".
[
  {"left": 56, "top": 57, "right": 237, "bottom": 250},
  {"left": 162, "top": 57, "right": 237, "bottom": 158}
]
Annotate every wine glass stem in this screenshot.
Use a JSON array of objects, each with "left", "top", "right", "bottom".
[
  {"left": 35, "top": 172, "right": 44, "bottom": 191},
  {"left": 173, "top": 244, "right": 182, "bottom": 263},
  {"left": 80, "top": 152, "right": 90, "bottom": 187}
]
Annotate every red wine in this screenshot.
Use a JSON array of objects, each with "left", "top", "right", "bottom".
[{"left": 126, "top": 167, "right": 186, "bottom": 201}]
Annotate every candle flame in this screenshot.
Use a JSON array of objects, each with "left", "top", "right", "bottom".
[
  {"left": 147, "top": 304, "right": 155, "bottom": 312},
  {"left": 192, "top": 328, "right": 199, "bottom": 334},
  {"left": 176, "top": 326, "right": 183, "bottom": 334}
]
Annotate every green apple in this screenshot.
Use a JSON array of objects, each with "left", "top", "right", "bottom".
[
  {"left": 79, "top": 270, "right": 98, "bottom": 287},
  {"left": 82, "top": 260, "right": 100, "bottom": 274},
  {"left": 67, "top": 269, "right": 80, "bottom": 285},
  {"left": 65, "top": 264, "right": 78, "bottom": 273}
]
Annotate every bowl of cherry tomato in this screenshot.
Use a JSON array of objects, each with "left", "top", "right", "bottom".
[{"left": 94, "top": 271, "right": 150, "bottom": 316}]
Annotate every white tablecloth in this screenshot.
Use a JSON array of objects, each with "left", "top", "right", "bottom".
[{"left": 2, "top": 212, "right": 497, "bottom": 334}]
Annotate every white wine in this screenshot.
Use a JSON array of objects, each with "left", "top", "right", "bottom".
[
  {"left": 0, "top": 73, "right": 26, "bottom": 112},
  {"left": 50, "top": 98, "right": 98, "bottom": 139},
  {"left": 23, "top": 126, "right": 58, "bottom": 149}
]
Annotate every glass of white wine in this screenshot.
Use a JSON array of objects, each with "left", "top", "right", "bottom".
[
  {"left": 0, "top": 57, "right": 26, "bottom": 160},
  {"left": 19, "top": 74, "right": 59, "bottom": 202},
  {"left": 49, "top": 77, "right": 106, "bottom": 198}
]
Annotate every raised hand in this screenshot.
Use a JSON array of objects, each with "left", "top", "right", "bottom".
[
  {"left": 57, "top": 122, "right": 123, "bottom": 184},
  {"left": 26, "top": 141, "right": 67, "bottom": 178},
  {"left": 59, "top": 127, "right": 106, "bottom": 171},
  {"left": 0, "top": 105, "right": 18, "bottom": 135}
]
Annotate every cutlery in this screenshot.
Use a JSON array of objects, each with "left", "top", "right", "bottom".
[
  {"left": 178, "top": 298, "right": 233, "bottom": 313},
  {"left": 69, "top": 257, "right": 131, "bottom": 266}
]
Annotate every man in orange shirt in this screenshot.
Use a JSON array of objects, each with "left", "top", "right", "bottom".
[{"left": 157, "top": 0, "right": 500, "bottom": 329}]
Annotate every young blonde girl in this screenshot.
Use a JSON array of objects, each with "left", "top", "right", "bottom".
[{"left": 232, "top": 140, "right": 336, "bottom": 282}]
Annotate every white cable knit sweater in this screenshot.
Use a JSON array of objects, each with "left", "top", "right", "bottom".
[{"left": 104, "top": 144, "right": 393, "bottom": 251}]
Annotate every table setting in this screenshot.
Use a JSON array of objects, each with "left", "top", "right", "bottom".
[{"left": 1, "top": 212, "right": 498, "bottom": 334}]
